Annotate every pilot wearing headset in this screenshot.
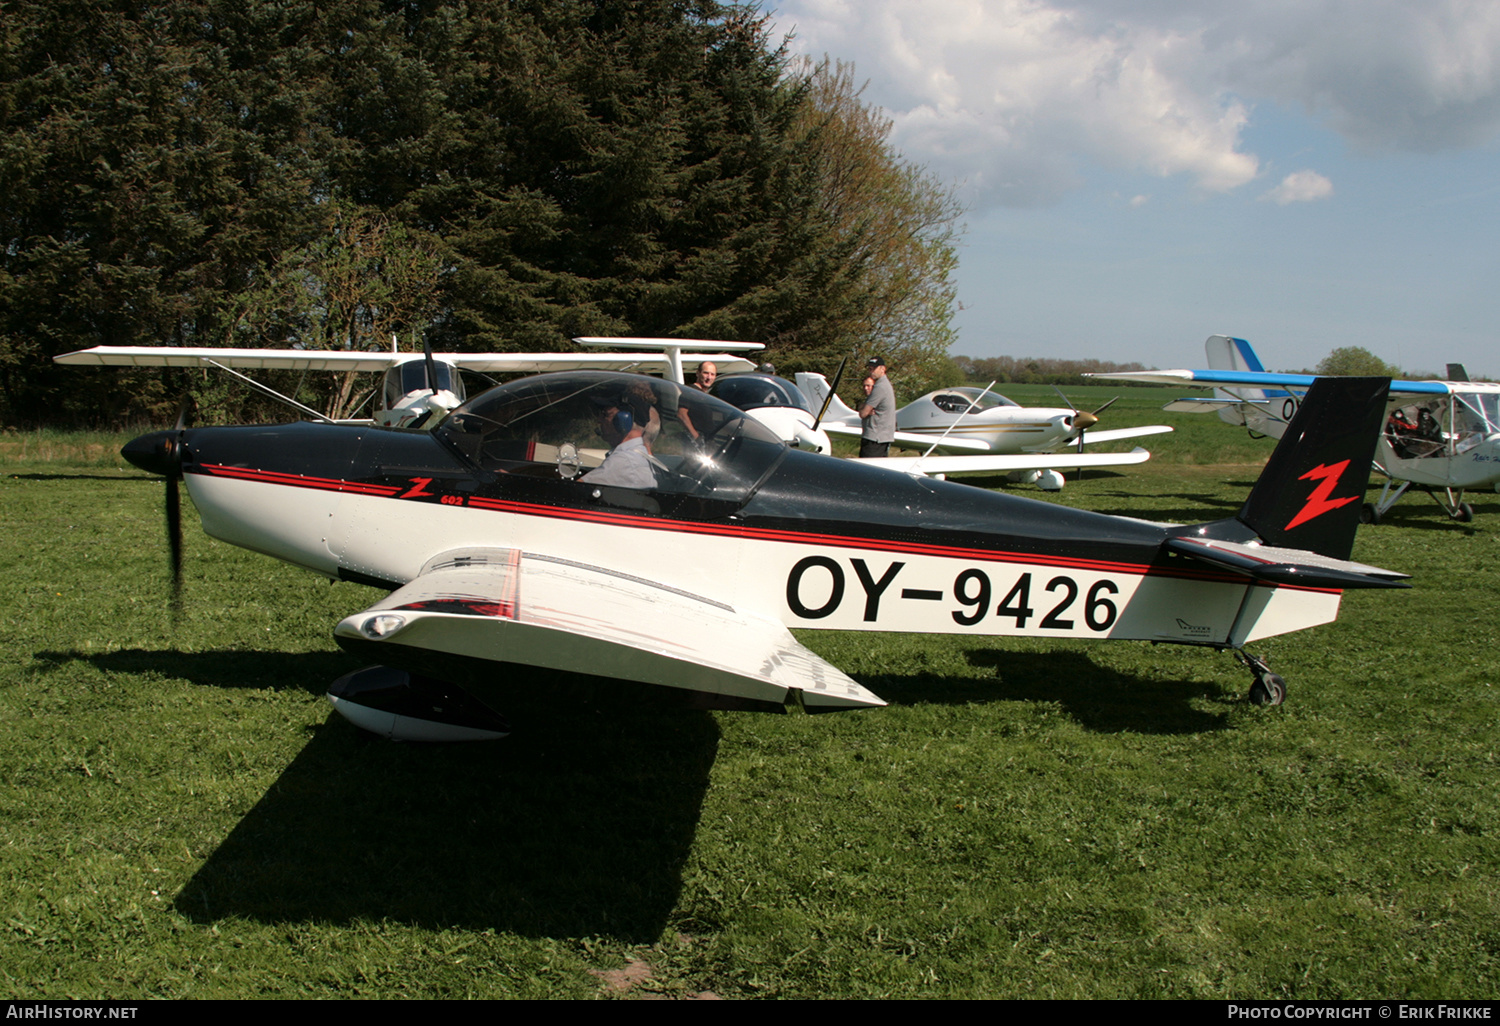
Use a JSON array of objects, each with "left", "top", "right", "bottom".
[{"left": 581, "top": 391, "right": 658, "bottom": 489}]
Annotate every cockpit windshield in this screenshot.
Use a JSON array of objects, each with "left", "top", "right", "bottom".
[
  {"left": 711, "top": 374, "right": 814, "bottom": 413},
  {"left": 436, "top": 372, "right": 788, "bottom": 506},
  {"left": 928, "top": 388, "right": 1019, "bottom": 414},
  {"left": 383, "top": 359, "right": 464, "bottom": 410}
]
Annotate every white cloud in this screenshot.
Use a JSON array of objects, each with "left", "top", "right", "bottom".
[
  {"left": 770, "top": 0, "right": 1500, "bottom": 207},
  {"left": 1261, "top": 169, "right": 1334, "bottom": 204}
]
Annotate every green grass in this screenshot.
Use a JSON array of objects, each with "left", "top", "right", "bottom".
[{"left": 3, "top": 407, "right": 1499, "bottom": 999}]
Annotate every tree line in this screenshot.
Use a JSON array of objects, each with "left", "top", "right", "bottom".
[{"left": 1, "top": 0, "right": 963, "bottom": 427}]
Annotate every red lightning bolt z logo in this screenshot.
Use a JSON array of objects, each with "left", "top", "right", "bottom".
[{"left": 1285, "top": 460, "right": 1358, "bottom": 530}]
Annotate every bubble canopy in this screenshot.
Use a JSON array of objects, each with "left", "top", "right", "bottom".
[{"left": 435, "top": 371, "right": 789, "bottom": 505}]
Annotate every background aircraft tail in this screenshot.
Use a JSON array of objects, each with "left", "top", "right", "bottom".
[
  {"left": 1235, "top": 375, "right": 1390, "bottom": 561},
  {"left": 794, "top": 372, "right": 860, "bottom": 425}
]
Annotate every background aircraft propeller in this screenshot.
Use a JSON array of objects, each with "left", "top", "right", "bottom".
[{"left": 1051, "top": 385, "right": 1118, "bottom": 452}]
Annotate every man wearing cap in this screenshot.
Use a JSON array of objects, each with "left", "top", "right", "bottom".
[
  {"left": 581, "top": 390, "right": 657, "bottom": 489},
  {"left": 858, "top": 357, "right": 895, "bottom": 458}
]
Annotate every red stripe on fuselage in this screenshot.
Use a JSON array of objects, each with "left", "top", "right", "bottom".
[
  {"left": 192, "top": 463, "right": 1331, "bottom": 591},
  {"left": 199, "top": 463, "right": 405, "bottom": 497}
]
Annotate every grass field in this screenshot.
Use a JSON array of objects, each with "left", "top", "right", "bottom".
[{"left": 3, "top": 399, "right": 1499, "bottom": 999}]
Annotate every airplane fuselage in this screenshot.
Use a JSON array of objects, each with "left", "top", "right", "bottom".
[
  {"left": 162, "top": 419, "right": 1340, "bottom": 655},
  {"left": 894, "top": 403, "right": 1080, "bottom": 454}
]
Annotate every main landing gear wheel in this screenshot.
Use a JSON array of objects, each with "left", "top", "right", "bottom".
[
  {"left": 1360, "top": 502, "right": 1380, "bottom": 526},
  {"left": 1453, "top": 502, "right": 1474, "bottom": 523},
  {"left": 1236, "top": 651, "right": 1286, "bottom": 707}
]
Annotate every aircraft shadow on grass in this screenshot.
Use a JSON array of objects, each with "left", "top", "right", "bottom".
[
  {"left": 172, "top": 697, "right": 720, "bottom": 943},
  {"left": 41, "top": 643, "right": 1247, "bottom": 938},
  {"left": 38, "top": 647, "right": 721, "bottom": 942},
  {"left": 8, "top": 472, "right": 149, "bottom": 482},
  {"left": 858, "top": 649, "right": 1231, "bottom": 737}
]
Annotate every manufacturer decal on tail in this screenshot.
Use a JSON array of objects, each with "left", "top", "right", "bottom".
[{"left": 1237, "top": 376, "right": 1390, "bottom": 560}]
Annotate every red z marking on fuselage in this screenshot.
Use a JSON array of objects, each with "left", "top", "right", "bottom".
[
  {"left": 399, "top": 477, "right": 436, "bottom": 499},
  {"left": 1286, "top": 460, "right": 1357, "bottom": 530}
]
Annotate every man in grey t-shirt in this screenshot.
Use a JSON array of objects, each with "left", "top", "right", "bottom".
[{"left": 859, "top": 356, "right": 895, "bottom": 458}]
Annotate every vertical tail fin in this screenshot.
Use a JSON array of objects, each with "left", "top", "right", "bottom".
[
  {"left": 794, "top": 372, "right": 861, "bottom": 425},
  {"left": 1237, "top": 376, "right": 1390, "bottom": 560}
]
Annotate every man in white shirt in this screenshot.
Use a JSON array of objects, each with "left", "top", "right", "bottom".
[{"left": 581, "top": 393, "right": 657, "bottom": 489}]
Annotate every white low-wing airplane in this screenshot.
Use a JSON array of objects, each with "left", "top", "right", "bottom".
[
  {"left": 55, "top": 337, "right": 763, "bottom": 428},
  {"left": 709, "top": 372, "right": 836, "bottom": 454},
  {"left": 794, "top": 373, "right": 1172, "bottom": 489},
  {"left": 118, "top": 369, "right": 1406, "bottom": 740},
  {"left": 1090, "top": 335, "right": 1500, "bottom": 523}
]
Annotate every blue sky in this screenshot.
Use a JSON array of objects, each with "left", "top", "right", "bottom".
[{"left": 767, "top": 1, "right": 1500, "bottom": 377}]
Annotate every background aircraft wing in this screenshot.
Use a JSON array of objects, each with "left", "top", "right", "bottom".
[
  {"left": 1075, "top": 424, "right": 1174, "bottom": 444},
  {"left": 820, "top": 422, "right": 992, "bottom": 452},
  {"left": 858, "top": 447, "right": 1153, "bottom": 477},
  {"left": 444, "top": 352, "right": 760, "bottom": 374},
  {"left": 55, "top": 346, "right": 760, "bottom": 375},
  {"left": 1088, "top": 367, "right": 1452, "bottom": 397},
  {"left": 55, "top": 346, "right": 411, "bottom": 371},
  {"left": 333, "top": 550, "right": 886, "bottom": 712}
]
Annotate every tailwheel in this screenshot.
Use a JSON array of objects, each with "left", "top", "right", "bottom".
[
  {"left": 1235, "top": 651, "right": 1287, "bottom": 707},
  {"left": 1249, "top": 673, "right": 1286, "bottom": 707}
]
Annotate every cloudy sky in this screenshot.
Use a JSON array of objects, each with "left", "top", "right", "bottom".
[{"left": 766, "top": 0, "right": 1500, "bottom": 375}]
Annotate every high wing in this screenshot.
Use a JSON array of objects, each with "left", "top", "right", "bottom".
[
  {"left": 1088, "top": 366, "right": 1452, "bottom": 398},
  {"left": 54, "top": 345, "right": 759, "bottom": 376},
  {"left": 854, "top": 447, "right": 1153, "bottom": 477},
  {"left": 332, "top": 549, "right": 886, "bottom": 713}
]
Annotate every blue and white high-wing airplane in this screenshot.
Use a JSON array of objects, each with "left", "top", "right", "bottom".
[{"left": 1091, "top": 335, "right": 1500, "bottom": 524}]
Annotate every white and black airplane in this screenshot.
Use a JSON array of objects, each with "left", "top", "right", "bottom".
[
  {"left": 119, "top": 370, "right": 1406, "bottom": 740},
  {"left": 1092, "top": 335, "right": 1500, "bottom": 523}
]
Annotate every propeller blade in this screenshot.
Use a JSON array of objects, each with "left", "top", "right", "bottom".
[
  {"left": 811, "top": 355, "right": 849, "bottom": 431},
  {"left": 423, "top": 336, "right": 439, "bottom": 394},
  {"left": 166, "top": 469, "right": 183, "bottom": 610},
  {"left": 167, "top": 394, "right": 194, "bottom": 610}
]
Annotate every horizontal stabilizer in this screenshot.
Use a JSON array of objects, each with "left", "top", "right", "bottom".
[{"left": 1166, "top": 537, "right": 1410, "bottom": 590}]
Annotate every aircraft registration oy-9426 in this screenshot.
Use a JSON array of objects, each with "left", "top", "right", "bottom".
[
  {"left": 794, "top": 372, "right": 1173, "bottom": 489},
  {"left": 119, "top": 370, "right": 1407, "bottom": 740},
  {"left": 1089, "top": 335, "right": 1500, "bottom": 524}
]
